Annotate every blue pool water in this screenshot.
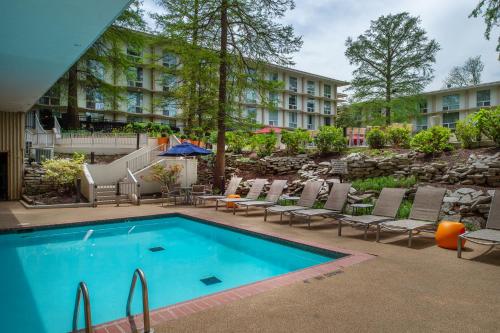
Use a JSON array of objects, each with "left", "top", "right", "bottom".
[{"left": 0, "top": 215, "right": 343, "bottom": 333}]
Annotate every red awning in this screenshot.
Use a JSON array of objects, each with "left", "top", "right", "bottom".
[{"left": 254, "top": 126, "right": 283, "bottom": 134}]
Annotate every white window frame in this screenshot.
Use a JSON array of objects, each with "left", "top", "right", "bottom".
[
  {"left": 288, "top": 94, "right": 297, "bottom": 110},
  {"left": 477, "top": 90, "right": 491, "bottom": 107},
  {"left": 307, "top": 98, "right": 315, "bottom": 112},
  {"left": 289, "top": 77, "right": 297, "bottom": 92}
]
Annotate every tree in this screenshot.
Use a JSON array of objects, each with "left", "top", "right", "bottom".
[
  {"left": 345, "top": 12, "right": 440, "bottom": 125},
  {"left": 469, "top": 0, "right": 500, "bottom": 51},
  {"left": 63, "top": 0, "right": 148, "bottom": 129},
  {"left": 157, "top": 0, "right": 301, "bottom": 189},
  {"left": 444, "top": 56, "right": 484, "bottom": 87}
]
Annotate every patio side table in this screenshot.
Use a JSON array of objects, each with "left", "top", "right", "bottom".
[{"left": 351, "top": 203, "right": 373, "bottom": 216}]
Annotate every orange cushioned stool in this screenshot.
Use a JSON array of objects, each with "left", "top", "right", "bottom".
[
  {"left": 435, "top": 221, "right": 466, "bottom": 250},
  {"left": 226, "top": 194, "right": 240, "bottom": 208}
]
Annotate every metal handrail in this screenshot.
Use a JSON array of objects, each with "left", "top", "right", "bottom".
[
  {"left": 73, "top": 282, "right": 93, "bottom": 333},
  {"left": 127, "top": 268, "right": 153, "bottom": 333}
]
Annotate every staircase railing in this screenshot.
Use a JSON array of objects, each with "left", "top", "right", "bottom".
[
  {"left": 126, "top": 144, "right": 165, "bottom": 174},
  {"left": 121, "top": 168, "right": 141, "bottom": 205},
  {"left": 73, "top": 282, "right": 93, "bottom": 333},
  {"left": 127, "top": 269, "right": 153, "bottom": 333}
]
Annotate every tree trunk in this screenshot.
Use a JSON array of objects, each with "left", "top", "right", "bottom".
[
  {"left": 385, "top": 86, "right": 391, "bottom": 125},
  {"left": 214, "top": 0, "right": 228, "bottom": 190},
  {"left": 67, "top": 63, "right": 80, "bottom": 129}
]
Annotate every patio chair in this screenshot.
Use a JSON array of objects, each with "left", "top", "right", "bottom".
[
  {"left": 215, "top": 179, "right": 267, "bottom": 213},
  {"left": 338, "top": 188, "right": 406, "bottom": 240},
  {"left": 235, "top": 180, "right": 288, "bottom": 215},
  {"left": 458, "top": 190, "right": 499, "bottom": 258},
  {"left": 194, "top": 177, "right": 242, "bottom": 206},
  {"left": 264, "top": 180, "right": 323, "bottom": 222},
  {"left": 290, "top": 182, "right": 351, "bottom": 228},
  {"left": 160, "top": 185, "right": 182, "bottom": 206},
  {"left": 377, "top": 186, "right": 446, "bottom": 247},
  {"left": 190, "top": 185, "right": 206, "bottom": 205}
]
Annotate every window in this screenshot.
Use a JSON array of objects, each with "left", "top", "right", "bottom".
[
  {"left": 269, "top": 110, "right": 279, "bottom": 126},
  {"left": 416, "top": 116, "right": 428, "bottom": 132},
  {"left": 288, "top": 112, "right": 297, "bottom": 128},
  {"left": 83, "top": 112, "right": 104, "bottom": 122},
  {"left": 87, "top": 60, "right": 104, "bottom": 80},
  {"left": 419, "top": 101, "right": 428, "bottom": 113},
  {"left": 324, "top": 84, "right": 332, "bottom": 98},
  {"left": 162, "top": 74, "right": 176, "bottom": 92},
  {"left": 127, "top": 92, "right": 143, "bottom": 113},
  {"left": 163, "top": 52, "right": 177, "bottom": 68},
  {"left": 245, "top": 89, "right": 257, "bottom": 104},
  {"left": 307, "top": 115, "right": 314, "bottom": 130},
  {"left": 162, "top": 101, "right": 177, "bottom": 117},
  {"left": 245, "top": 107, "right": 257, "bottom": 122},
  {"left": 269, "top": 92, "right": 279, "bottom": 106},
  {"left": 289, "top": 76, "right": 297, "bottom": 92},
  {"left": 127, "top": 46, "right": 142, "bottom": 62},
  {"left": 86, "top": 88, "right": 104, "bottom": 110},
  {"left": 246, "top": 68, "right": 257, "bottom": 83},
  {"left": 324, "top": 101, "right": 331, "bottom": 115},
  {"left": 442, "top": 112, "right": 459, "bottom": 130},
  {"left": 269, "top": 72, "right": 279, "bottom": 81},
  {"left": 442, "top": 94, "right": 459, "bottom": 111},
  {"left": 324, "top": 117, "right": 331, "bottom": 126},
  {"left": 288, "top": 94, "right": 297, "bottom": 109},
  {"left": 307, "top": 80, "right": 315, "bottom": 95},
  {"left": 38, "top": 88, "right": 60, "bottom": 106},
  {"left": 477, "top": 90, "right": 491, "bottom": 107},
  {"left": 127, "top": 67, "right": 143, "bottom": 87},
  {"left": 307, "top": 98, "right": 315, "bottom": 112}
]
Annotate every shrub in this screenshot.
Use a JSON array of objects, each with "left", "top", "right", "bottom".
[
  {"left": 366, "top": 128, "right": 387, "bottom": 149},
  {"left": 352, "top": 176, "right": 417, "bottom": 192},
  {"left": 225, "top": 131, "right": 248, "bottom": 154},
  {"left": 410, "top": 126, "right": 452, "bottom": 155},
  {"left": 313, "top": 126, "right": 347, "bottom": 154},
  {"left": 473, "top": 107, "right": 500, "bottom": 146},
  {"left": 397, "top": 199, "right": 412, "bottom": 219},
  {"left": 251, "top": 132, "right": 277, "bottom": 158},
  {"left": 455, "top": 116, "right": 480, "bottom": 149},
  {"left": 281, "top": 129, "right": 311, "bottom": 155},
  {"left": 386, "top": 126, "right": 411, "bottom": 148},
  {"left": 42, "top": 153, "right": 85, "bottom": 193},
  {"left": 142, "top": 163, "right": 183, "bottom": 188}
]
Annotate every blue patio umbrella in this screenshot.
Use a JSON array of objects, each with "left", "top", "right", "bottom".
[{"left": 158, "top": 142, "right": 212, "bottom": 156}]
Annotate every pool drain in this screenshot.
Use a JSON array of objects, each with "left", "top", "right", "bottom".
[
  {"left": 149, "top": 246, "right": 165, "bottom": 252},
  {"left": 200, "top": 276, "right": 222, "bottom": 285}
]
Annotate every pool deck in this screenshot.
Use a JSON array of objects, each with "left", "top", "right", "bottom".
[{"left": 1, "top": 201, "right": 499, "bottom": 332}]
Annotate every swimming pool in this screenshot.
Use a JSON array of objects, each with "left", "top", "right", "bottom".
[{"left": 0, "top": 214, "right": 345, "bottom": 333}]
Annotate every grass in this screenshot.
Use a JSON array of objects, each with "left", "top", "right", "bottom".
[{"left": 352, "top": 176, "right": 417, "bottom": 192}]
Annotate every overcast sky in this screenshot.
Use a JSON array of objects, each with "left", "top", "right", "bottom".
[{"left": 143, "top": 0, "right": 499, "bottom": 92}]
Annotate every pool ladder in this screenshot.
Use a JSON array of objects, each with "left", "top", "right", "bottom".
[{"left": 72, "top": 268, "right": 153, "bottom": 333}]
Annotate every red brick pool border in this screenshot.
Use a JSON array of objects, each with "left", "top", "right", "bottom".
[{"left": 85, "top": 212, "right": 374, "bottom": 333}]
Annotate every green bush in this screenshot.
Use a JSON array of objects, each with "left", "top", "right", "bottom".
[
  {"left": 366, "top": 128, "right": 387, "bottom": 149},
  {"left": 251, "top": 132, "right": 277, "bottom": 158},
  {"left": 42, "top": 153, "right": 85, "bottom": 193},
  {"left": 281, "top": 129, "right": 311, "bottom": 155},
  {"left": 410, "top": 126, "right": 452, "bottom": 155},
  {"left": 313, "top": 126, "right": 347, "bottom": 154},
  {"left": 352, "top": 176, "right": 417, "bottom": 192},
  {"left": 225, "top": 131, "right": 248, "bottom": 154},
  {"left": 396, "top": 199, "right": 412, "bottom": 219},
  {"left": 473, "top": 107, "right": 500, "bottom": 146},
  {"left": 455, "top": 116, "right": 480, "bottom": 149},
  {"left": 386, "top": 126, "right": 411, "bottom": 148}
]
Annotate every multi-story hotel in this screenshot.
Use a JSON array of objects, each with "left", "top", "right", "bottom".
[
  {"left": 413, "top": 81, "right": 500, "bottom": 131},
  {"left": 27, "top": 32, "right": 348, "bottom": 132}
]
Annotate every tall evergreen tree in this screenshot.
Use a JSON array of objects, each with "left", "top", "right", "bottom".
[
  {"left": 345, "top": 12, "right": 440, "bottom": 125},
  {"left": 155, "top": 0, "right": 302, "bottom": 189}
]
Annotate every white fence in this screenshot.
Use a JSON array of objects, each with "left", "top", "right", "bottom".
[{"left": 57, "top": 132, "right": 148, "bottom": 147}]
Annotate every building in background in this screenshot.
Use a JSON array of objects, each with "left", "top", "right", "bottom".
[
  {"left": 413, "top": 81, "right": 500, "bottom": 131},
  {"left": 27, "top": 30, "right": 348, "bottom": 133}
]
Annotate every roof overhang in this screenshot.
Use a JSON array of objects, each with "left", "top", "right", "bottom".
[{"left": 0, "top": 0, "right": 132, "bottom": 113}]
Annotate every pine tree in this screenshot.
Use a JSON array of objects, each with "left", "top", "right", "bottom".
[{"left": 345, "top": 12, "right": 440, "bottom": 125}]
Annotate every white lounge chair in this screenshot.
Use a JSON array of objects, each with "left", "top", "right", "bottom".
[
  {"left": 215, "top": 179, "right": 267, "bottom": 213},
  {"left": 235, "top": 180, "right": 287, "bottom": 215},
  {"left": 194, "top": 177, "right": 242, "bottom": 206}
]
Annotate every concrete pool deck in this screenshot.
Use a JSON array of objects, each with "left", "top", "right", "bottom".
[{"left": 1, "top": 201, "right": 499, "bottom": 332}]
